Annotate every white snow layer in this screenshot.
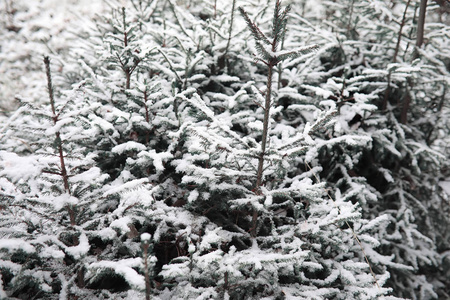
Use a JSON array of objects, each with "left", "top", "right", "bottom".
[
  {"left": 88, "top": 258, "right": 145, "bottom": 290},
  {"left": 0, "top": 239, "right": 35, "bottom": 253}
]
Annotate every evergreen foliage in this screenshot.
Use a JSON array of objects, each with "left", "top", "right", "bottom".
[{"left": 0, "top": 0, "right": 448, "bottom": 299}]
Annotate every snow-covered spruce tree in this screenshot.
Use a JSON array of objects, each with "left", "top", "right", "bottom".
[
  {"left": 57, "top": 2, "right": 178, "bottom": 297},
  {"left": 286, "top": 0, "right": 450, "bottom": 298},
  {"left": 157, "top": 1, "right": 395, "bottom": 298},
  {"left": 0, "top": 56, "right": 112, "bottom": 299},
  {"left": 0, "top": 2, "right": 171, "bottom": 294},
  {"left": 0, "top": 11, "right": 165, "bottom": 295}
]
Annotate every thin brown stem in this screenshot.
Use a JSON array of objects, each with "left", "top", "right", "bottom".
[
  {"left": 346, "top": 0, "right": 355, "bottom": 37},
  {"left": 224, "top": 0, "right": 236, "bottom": 57},
  {"left": 144, "top": 90, "right": 150, "bottom": 144},
  {"left": 400, "top": 83, "right": 411, "bottom": 124},
  {"left": 381, "top": 0, "right": 411, "bottom": 110},
  {"left": 77, "top": 268, "right": 85, "bottom": 288},
  {"left": 44, "top": 56, "right": 57, "bottom": 117},
  {"left": 44, "top": 56, "right": 74, "bottom": 226},
  {"left": 223, "top": 271, "right": 229, "bottom": 299},
  {"left": 255, "top": 60, "right": 275, "bottom": 192},
  {"left": 414, "top": 0, "right": 428, "bottom": 60},
  {"left": 122, "top": 7, "right": 128, "bottom": 48},
  {"left": 122, "top": 7, "right": 132, "bottom": 90},
  {"left": 393, "top": 0, "right": 411, "bottom": 64},
  {"left": 426, "top": 85, "right": 446, "bottom": 144},
  {"left": 246, "top": 1, "right": 288, "bottom": 237},
  {"left": 252, "top": 52, "right": 277, "bottom": 237},
  {"left": 143, "top": 243, "right": 151, "bottom": 300},
  {"left": 277, "top": 19, "right": 287, "bottom": 90}
]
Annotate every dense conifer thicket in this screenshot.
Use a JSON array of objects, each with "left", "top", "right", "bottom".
[{"left": 0, "top": 0, "right": 449, "bottom": 299}]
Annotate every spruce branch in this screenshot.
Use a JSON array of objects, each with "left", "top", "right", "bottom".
[
  {"left": 157, "top": 48, "right": 183, "bottom": 83},
  {"left": 254, "top": 41, "right": 273, "bottom": 62},
  {"left": 238, "top": 6, "right": 270, "bottom": 45},
  {"left": 169, "top": 2, "right": 197, "bottom": 47},
  {"left": 274, "top": 44, "right": 320, "bottom": 64},
  {"left": 305, "top": 161, "right": 381, "bottom": 290},
  {"left": 272, "top": 0, "right": 290, "bottom": 49}
]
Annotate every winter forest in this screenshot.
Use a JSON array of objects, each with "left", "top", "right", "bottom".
[{"left": 0, "top": 0, "right": 449, "bottom": 299}]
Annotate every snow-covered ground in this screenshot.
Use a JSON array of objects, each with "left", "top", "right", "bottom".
[{"left": 0, "top": 0, "right": 106, "bottom": 111}]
